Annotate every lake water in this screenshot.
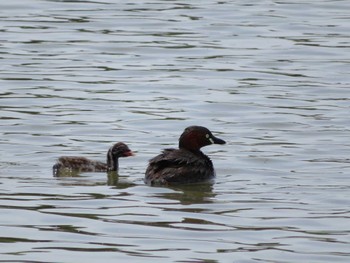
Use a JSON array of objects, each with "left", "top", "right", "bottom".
[{"left": 0, "top": 0, "right": 349, "bottom": 262}]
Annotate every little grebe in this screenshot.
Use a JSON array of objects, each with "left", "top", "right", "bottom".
[
  {"left": 53, "top": 142, "right": 133, "bottom": 177},
  {"left": 145, "top": 126, "right": 226, "bottom": 185}
]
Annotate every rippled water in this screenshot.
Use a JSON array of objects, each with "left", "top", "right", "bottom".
[{"left": 1, "top": 0, "right": 350, "bottom": 262}]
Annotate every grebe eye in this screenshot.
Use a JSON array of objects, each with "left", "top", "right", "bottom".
[{"left": 206, "top": 134, "right": 214, "bottom": 144}]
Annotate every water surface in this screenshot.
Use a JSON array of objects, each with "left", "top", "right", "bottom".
[{"left": 1, "top": 0, "right": 350, "bottom": 262}]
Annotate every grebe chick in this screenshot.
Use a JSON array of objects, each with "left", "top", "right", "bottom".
[{"left": 53, "top": 142, "right": 133, "bottom": 177}]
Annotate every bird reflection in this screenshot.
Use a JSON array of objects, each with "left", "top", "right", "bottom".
[{"left": 159, "top": 182, "right": 216, "bottom": 205}]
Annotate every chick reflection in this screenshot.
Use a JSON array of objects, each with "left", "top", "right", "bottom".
[{"left": 107, "top": 171, "right": 136, "bottom": 189}]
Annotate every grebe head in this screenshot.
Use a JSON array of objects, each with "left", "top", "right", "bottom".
[
  {"left": 178, "top": 126, "right": 226, "bottom": 152},
  {"left": 107, "top": 142, "right": 134, "bottom": 171}
]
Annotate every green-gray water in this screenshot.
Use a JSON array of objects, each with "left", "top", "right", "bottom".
[{"left": 1, "top": 1, "right": 349, "bottom": 262}]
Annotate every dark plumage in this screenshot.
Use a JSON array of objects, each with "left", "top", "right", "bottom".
[
  {"left": 53, "top": 142, "right": 133, "bottom": 177},
  {"left": 145, "top": 126, "right": 226, "bottom": 185}
]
